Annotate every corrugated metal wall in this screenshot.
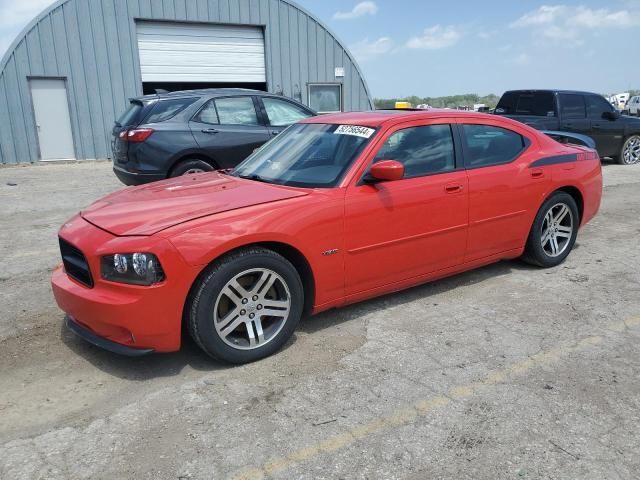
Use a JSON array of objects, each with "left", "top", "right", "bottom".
[{"left": 0, "top": 0, "right": 373, "bottom": 164}]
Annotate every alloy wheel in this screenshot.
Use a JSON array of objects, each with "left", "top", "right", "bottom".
[
  {"left": 622, "top": 136, "right": 640, "bottom": 164},
  {"left": 213, "top": 268, "right": 291, "bottom": 350},
  {"left": 540, "top": 203, "right": 574, "bottom": 257}
]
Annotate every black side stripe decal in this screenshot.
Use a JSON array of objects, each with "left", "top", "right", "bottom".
[{"left": 530, "top": 154, "right": 578, "bottom": 168}]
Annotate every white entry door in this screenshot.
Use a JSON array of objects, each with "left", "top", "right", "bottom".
[{"left": 30, "top": 79, "right": 75, "bottom": 160}]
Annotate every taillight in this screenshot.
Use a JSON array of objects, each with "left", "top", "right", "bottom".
[
  {"left": 119, "top": 128, "right": 154, "bottom": 142},
  {"left": 577, "top": 150, "right": 599, "bottom": 161}
]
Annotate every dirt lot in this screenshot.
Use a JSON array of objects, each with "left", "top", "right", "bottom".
[{"left": 1, "top": 161, "right": 639, "bottom": 480}]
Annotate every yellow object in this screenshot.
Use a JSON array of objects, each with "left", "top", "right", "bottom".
[{"left": 394, "top": 101, "right": 413, "bottom": 109}]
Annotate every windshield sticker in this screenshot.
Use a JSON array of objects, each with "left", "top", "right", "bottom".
[{"left": 334, "top": 125, "right": 375, "bottom": 139}]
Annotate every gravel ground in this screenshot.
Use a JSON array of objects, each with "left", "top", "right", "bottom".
[{"left": 0, "top": 160, "right": 639, "bottom": 480}]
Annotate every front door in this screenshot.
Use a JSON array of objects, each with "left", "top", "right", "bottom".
[
  {"left": 344, "top": 121, "right": 468, "bottom": 296},
  {"left": 30, "top": 78, "right": 75, "bottom": 160},
  {"left": 585, "top": 94, "right": 626, "bottom": 157},
  {"left": 190, "top": 96, "right": 269, "bottom": 169}
]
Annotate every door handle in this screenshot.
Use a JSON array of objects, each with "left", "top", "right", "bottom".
[
  {"left": 445, "top": 184, "right": 464, "bottom": 194},
  {"left": 531, "top": 168, "right": 544, "bottom": 179},
  {"left": 201, "top": 128, "right": 218, "bottom": 134},
  {"left": 592, "top": 124, "right": 602, "bottom": 129},
  {"left": 270, "top": 130, "right": 280, "bottom": 136}
]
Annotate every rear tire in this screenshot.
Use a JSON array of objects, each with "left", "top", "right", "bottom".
[
  {"left": 522, "top": 192, "right": 579, "bottom": 268},
  {"left": 169, "top": 159, "right": 215, "bottom": 177},
  {"left": 187, "top": 247, "right": 304, "bottom": 364}
]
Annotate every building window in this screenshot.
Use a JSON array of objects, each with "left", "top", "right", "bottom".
[{"left": 309, "top": 84, "right": 342, "bottom": 113}]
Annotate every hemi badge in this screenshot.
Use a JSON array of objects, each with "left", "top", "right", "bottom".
[{"left": 322, "top": 249, "right": 339, "bottom": 256}]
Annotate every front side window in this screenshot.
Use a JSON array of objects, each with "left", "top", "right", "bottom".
[
  {"left": 215, "top": 97, "right": 259, "bottom": 126},
  {"left": 462, "top": 124, "right": 526, "bottom": 168},
  {"left": 559, "top": 94, "right": 587, "bottom": 119},
  {"left": 145, "top": 98, "right": 196, "bottom": 124},
  {"left": 586, "top": 94, "right": 614, "bottom": 118},
  {"left": 232, "top": 123, "right": 375, "bottom": 188},
  {"left": 263, "top": 97, "right": 313, "bottom": 126},
  {"left": 309, "top": 84, "right": 342, "bottom": 113},
  {"left": 372, "top": 124, "right": 455, "bottom": 178}
]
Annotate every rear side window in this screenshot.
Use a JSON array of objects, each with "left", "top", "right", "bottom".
[
  {"left": 496, "top": 91, "right": 556, "bottom": 117},
  {"left": 263, "top": 97, "right": 313, "bottom": 127},
  {"left": 194, "top": 96, "right": 260, "bottom": 126},
  {"left": 462, "top": 124, "right": 526, "bottom": 168},
  {"left": 559, "top": 94, "right": 586, "bottom": 119},
  {"left": 117, "top": 102, "right": 142, "bottom": 127},
  {"left": 373, "top": 124, "right": 455, "bottom": 178},
  {"left": 144, "top": 98, "right": 196, "bottom": 124},
  {"left": 586, "top": 94, "right": 614, "bottom": 118}
]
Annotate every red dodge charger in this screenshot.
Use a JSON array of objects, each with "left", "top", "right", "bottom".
[{"left": 52, "top": 110, "right": 603, "bottom": 363}]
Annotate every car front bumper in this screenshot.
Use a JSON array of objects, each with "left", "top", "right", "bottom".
[{"left": 51, "top": 216, "right": 200, "bottom": 354}]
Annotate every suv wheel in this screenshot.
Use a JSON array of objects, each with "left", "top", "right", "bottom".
[
  {"left": 522, "top": 192, "right": 579, "bottom": 268},
  {"left": 170, "top": 159, "right": 215, "bottom": 177},
  {"left": 187, "top": 247, "right": 304, "bottom": 364}
]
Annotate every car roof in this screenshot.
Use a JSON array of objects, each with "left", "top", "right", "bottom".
[
  {"left": 132, "top": 88, "right": 279, "bottom": 102},
  {"left": 301, "top": 109, "right": 507, "bottom": 128},
  {"left": 502, "top": 89, "right": 603, "bottom": 96}
]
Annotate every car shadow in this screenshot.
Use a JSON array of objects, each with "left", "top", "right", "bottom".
[{"left": 59, "top": 258, "right": 540, "bottom": 380}]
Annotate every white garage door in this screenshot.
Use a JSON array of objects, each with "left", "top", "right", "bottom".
[{"left": 136, "top": 21, "right": 266, "bottom": 83}]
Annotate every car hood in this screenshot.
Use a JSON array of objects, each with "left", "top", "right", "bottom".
[{"left": 81, "top": 173, "right": 309, "bottom": 236}]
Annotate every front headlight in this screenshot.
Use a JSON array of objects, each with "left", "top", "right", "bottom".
[{"left": 101, "top": 253, "right": 165, "bottom": 286}]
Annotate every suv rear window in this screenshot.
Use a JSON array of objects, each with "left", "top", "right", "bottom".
[
  {"left": 496, "top": 91, "right": 556, "bottom": 117},
  {"left": 144, "top": 98, "right": 197, "bottom": 124},
  {"left": 116, "top": 102, "right": 143, "bottom": 127}
]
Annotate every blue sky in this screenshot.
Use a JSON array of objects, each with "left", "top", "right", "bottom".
[{"left": 1, "top": 0, "right": 639, "bottom": 98}]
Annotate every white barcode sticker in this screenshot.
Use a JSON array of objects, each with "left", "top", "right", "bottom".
[{"left": 334, "top": 125, "right": 375, "bottom": 138}]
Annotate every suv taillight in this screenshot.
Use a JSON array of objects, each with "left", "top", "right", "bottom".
[{"left": 119, "top": 128, "right": 154, "bottom": 142}]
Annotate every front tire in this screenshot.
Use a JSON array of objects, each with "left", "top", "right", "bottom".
[
  {"left": 616, "top": 135, "right": 640, "bottom": 165},
  {"left": 522, "top": 192, "right": 579, "bottom": 268},
  {"left": 187, "top": 247, "right": 304, "bottom": 363}
]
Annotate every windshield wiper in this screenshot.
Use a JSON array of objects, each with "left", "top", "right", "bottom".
[{"left": 237, "top": 173, "right": 271, "bottom": 184}]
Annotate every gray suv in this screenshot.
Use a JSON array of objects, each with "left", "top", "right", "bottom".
[{"left": 112, "top": 89, "right": 315, "bottom": 185}]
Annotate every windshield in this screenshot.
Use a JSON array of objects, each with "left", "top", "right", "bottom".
[{"left": 231, "top": 123, "right": 376, "bottom": 188}]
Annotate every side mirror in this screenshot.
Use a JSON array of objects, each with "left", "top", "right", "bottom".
[
  {"left": 365, "top": 160, "right": 405, "bottom": 183},
  {"left": 602, "top": 110, "right": 620, "bottom": 121}
]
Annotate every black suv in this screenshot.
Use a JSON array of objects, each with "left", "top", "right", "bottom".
[
  {"left": 112, "top": 89, "right": 316, "bottom": 185},
  {"left": 494, "top": 89, "right": 640, "bottom": 164}
]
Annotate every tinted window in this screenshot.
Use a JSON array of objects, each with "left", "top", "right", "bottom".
[
  {"left": 263, "top": 97, "right": 312, "bottom": 126},
  {"left": 586, "top": 94, "right": 614, "bottom": 118},
  {"left": 117, "top": 102, "right": 142, "bottom": 127},
  {"left": 373, "top": 125, "right": 455, "bottom": 178},
  {"left": 216, "top": 97, "right": 259, "bottom": 125},
  {"left": 559, "top": 94, "right": 586, "bottom": 119},
  {"left": 145, "top": 98, "right": 196, "bottom": 124},
  {"left": 462, "top": 124, "right": 526, "bottom": 168},
  {"left": 496, "top": 91, "right": 556, "bottom": 117},
  {"left": 194, "top": 100, "right": 219, "bottom": 124}
]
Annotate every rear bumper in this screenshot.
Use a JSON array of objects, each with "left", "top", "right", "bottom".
[
  {"left": 65, "top": 315, "right": 154, "bottom": 356},
  {"left": 113, "top": 164, "right": 165, "bottom": 186}
]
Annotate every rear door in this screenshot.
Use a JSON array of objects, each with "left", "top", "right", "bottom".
[
  {"left": 189, "top": 96, "right": 270, "bottom": 169},
  {"left": 558, "top": 93, "right": 590, "bottom": 136},
  {"left": 459, "top": 120, "right": 550, "bottom": 262},
  {"left": 586, "top": 94, "right": 625, "bottom": 157}
]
